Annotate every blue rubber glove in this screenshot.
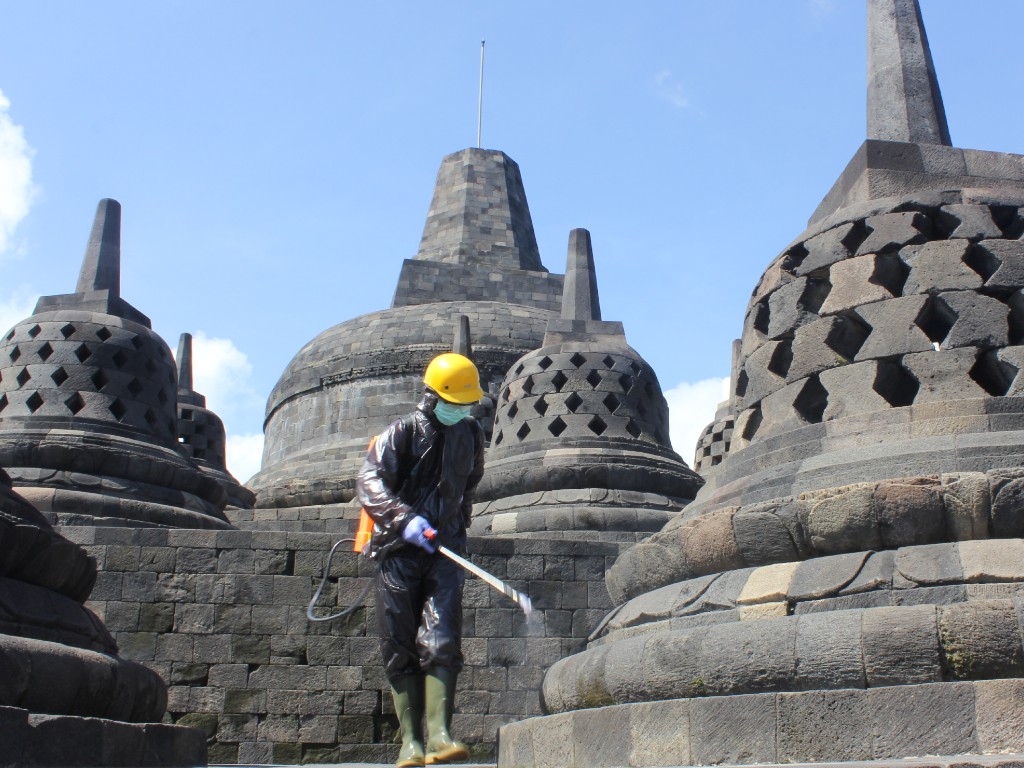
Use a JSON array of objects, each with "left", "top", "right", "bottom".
[{"left": 402, "top": 515, "right": 437, "bottom": 553}]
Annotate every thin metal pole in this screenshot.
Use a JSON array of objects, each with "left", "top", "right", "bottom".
[{"left": 477, "top": 40, "right": 485, "bottom": 147}]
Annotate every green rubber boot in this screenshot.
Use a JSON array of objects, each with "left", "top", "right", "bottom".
[
  {"left": 391, "top": 675, "right": 426, "bottom": 768},
  {"left": 424, "top": 667, "right": 468, "bottom": 765}
]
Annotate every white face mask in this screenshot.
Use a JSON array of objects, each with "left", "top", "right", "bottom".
[{"left": 434, "top": 400, "right": 473, "bottom": 425}]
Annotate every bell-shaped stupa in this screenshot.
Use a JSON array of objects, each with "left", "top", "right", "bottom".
[
  {"left": 0, "top": 199, "right": 229, "bottom": 529},
  {"left": 472, "top": 229, "right": 703, "bottom": 539},
  {"left": 501, "top": 3, "right": 1024, "bottom": 765}
]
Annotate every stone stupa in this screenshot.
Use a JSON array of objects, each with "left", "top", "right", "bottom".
[{"left": 500, "top": 1, "right": 1024, "bottom": 765}]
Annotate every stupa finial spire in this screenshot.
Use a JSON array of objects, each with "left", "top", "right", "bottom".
[
  {"left": 867, "top": 0, "right": 951, "bottom": 146},
  {"left": 561, "top": 229, "right": 602, "bottom": 322},
  {"left": 76, "top": 198, "right": 122, "bottom": 295},
  {"left": 177, "top": 333, "right": 194, "bottom": 392}
]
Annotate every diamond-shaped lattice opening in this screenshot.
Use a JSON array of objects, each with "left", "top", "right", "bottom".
[
  {"left": 194, "top": 424, "right": 206, "bottom": 436},
  {"left": 551, "top": 371, "right": 568, "bottom": 392},
  {"left": 602, "top": 392, "right": 621, "bottom": 413},
  {"left": 9, "top": 346, "right": 20, "bottom": 363},
  {"left": 874, "top": 360, "right": 920, "bottom": 407},
  {"left": 109, "top": 399, "right": 127, "bottom": 420},
  {"left": 625, "top": 419, "right": 642, "bottom": 438},
  {"left": 157, "top": 388, "right": 169, "bottom": 404},
  {"left": 963, "top": 244, "right": 1000, "bottom": 282},
  {"left": 637, "top": 400, "right": 648, "bottom": 418},
  {"left": 565, "top": 392, "right": 583, "bottom": 413},
  {"left": 618, "top": 373, "right": 632, "bottom": 393},
  {"left": 538, "top": 356, "right": 553, "bottom": 371},
  {"left": 127, "top": 378, "right": 143, "bottom": 397},
  {"left": 51, "top": 367, "right": 69, "bottom": 386},
  {"left": 587, "top": 415, "right": 608, "bottom": 436},
  {"left": 752, "top": 299, "right": 771, "bottom": 335},
  {"left": 522, "top": 376, "right": 534, "bottom": 396},
  {"left": 112, "top": 350, "right": 127, "bottom": 368},
  {"left": 0, "top": 394, "right": 7, "bottom": 413},
  {"left": 91, "top": 370, "right": 108, "bottom": 390},
  {"left": 5, "top": 329, "right": 14, "bottom": 341},
  {"left": 26, "top": 392, "right": 43, "bottom": 413},
  {"left": 767, "top": 341, "right": 793, "bottom": 378},
  {"left": 16, "top": 368, "right": 30, "bottom": 387},
  {"left": 548, "top": 416, "right": 567, "bottom": 437},
  {"left": 645, "top": 381, "right": 656, "bottom": 398},
  {"left": 872, "top": 253, "right": 910, "bottom": 297},
  {"left": 493, "top": 430, "right": 503, "bottom": 446},
  {"left": 799, "top": 277, "right": 832, "bottom": 315},
  {"left": 506, "top": 402, "right": 519, "bottom": 420},
  {"left": 144, "top": 408, "right": 158, "bottom": 427},
  {"left": 130, "top": 335, "right": 144, "bottom": 349},
  {"left": 74, "top": 344, "right": 92, "bottom": 363},
  {"left": 915, "top": 296, "right": 957, "bottom": 344},
  {"left": 970, "top": 352, "right": 1017, "bottom": 397},
  {"left": 145, "top": 359, "right": 157, "bottom": 374},
  {"left": 569, "top": 352, "right": 586, "bottom": 368},
  {"left": 60, "top": 324, "right": 76, "bottom": 339},
  {"left": 95, "top": 327, "right": 112, "bottom": 342},
  {"left": 533, "top": 396, "right": 548, "bottom": 416},
  {"left": 629, "top": 361, "right": 642, "bottom": 376},
  {"left": 513, "top": 363, "right": 524, "bottom": 376},
  {"left": 37, "top": 342, "right": 53, "bottom": 362},
  {"left": 825, "top": 314, "right": 871, "bottom": 363},
  {"left": 585, "top": 370, "right": 602, "bottom": 388},
  {"left": 516, "top": 423, "right": 531, "bottom": 441},
  {"left": 741, "top": 405, "right": 763, "bottom": 441},
  {"left": 27, "top": 325, "right": 41, "bottom": 338},
  {"left": 793, "top": 376, "right": 828, "bottom": 423},
  {"left": 65, "top": 392, "right": 85, "bottom": 415},
  {"left": 167, "top": 419, "right": 175, "bottom": 433},
  {"left": 735, "top": 369, "right": 749, "bottom": 398},
  {"left": 501, "top": 387, "right": 510, "bottom": 403},
  {"left": 602, "top": 355, "right": 615, "bottom": 369},
  {"left": 781, "top": 242, "right": 809, "bottom": 274}
]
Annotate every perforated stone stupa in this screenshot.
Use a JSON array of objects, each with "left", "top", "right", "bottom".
[
  {"left": 247, "top": 148, "right": 563, "bottom": 521},
  {"left": 0, "top": 199, "right": 230, "bottom": 529},
  {"left": 500, "top": 1, "right": 1024, "bottom": 765},
  {"left": 473, "top": 229, "right": 703, "bottom": 539}
]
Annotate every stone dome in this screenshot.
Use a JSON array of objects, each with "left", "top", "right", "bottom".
[
  {"left": 0, "top": 199, "right": 228, "bottom": 528},
  {"left": 472, "top": 229, "right": 703, "bottom": 538},
  {"left": 250, "top": 300, "right": 553, "bottom": 508}
]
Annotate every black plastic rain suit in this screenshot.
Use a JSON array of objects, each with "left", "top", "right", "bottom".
[{"left": 355, "top": 395, "right": 485, "bottom": 681}]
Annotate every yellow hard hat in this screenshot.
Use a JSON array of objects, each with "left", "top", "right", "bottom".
[{"left": 424, "top": 353, "right": 485, "bottom": 404}]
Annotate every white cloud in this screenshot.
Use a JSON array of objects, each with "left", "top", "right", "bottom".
[
  {"left": 654, "top": 69, "right": 691, "bottom": 110},
  {"left": 664, "top": 376, "right": 731, "bottom": 465},
  {"left": 0, "top": 289, "right": 37, "bottom": 337},
  {"left": 0, "top": 89, "right": 36, "bottom": 257},
  {"left": 173, "top": 331, "right": 265, "bottom": 481},
  {"left": 227, "top": 432, "right": 265, "bottom": 485}
]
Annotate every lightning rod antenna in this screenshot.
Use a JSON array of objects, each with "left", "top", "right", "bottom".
[{"left": 477, "top": 40, "right": 485, "bottom": 148}]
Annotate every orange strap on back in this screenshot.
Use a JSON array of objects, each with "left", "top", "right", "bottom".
[{"left": 353, "top": 435, "right": 379, "bottom": 553}]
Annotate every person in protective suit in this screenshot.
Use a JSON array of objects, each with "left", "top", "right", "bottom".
[{"left": 356, "top": 352, "right": 485, "bottom": 767}]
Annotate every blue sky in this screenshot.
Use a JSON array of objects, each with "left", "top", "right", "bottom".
[{"left": 2, "top": 1, "right": 1024, "bottom": 482}]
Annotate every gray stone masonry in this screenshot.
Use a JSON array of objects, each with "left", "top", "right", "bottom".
[{"left": 62, "top": 524, "right": 623, "bottom": 765}]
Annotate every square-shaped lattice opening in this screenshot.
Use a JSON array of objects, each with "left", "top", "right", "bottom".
[
  {"left": 51, "top": 367, "right": 69, "bottom": 386},
  {"left": 548, "top": 416, "right": 567, "bottom": 437},
  {"left": 65, "top": 392, "right": 85, "bottom": 415},
  {"left": 96, "top": 327, "right": 112, "bottom": 342},
  {"left": 565, "top": 392, "right": 583, "bottom": 413},
  {"left": 26, "top": 392, "right": 43, "bottom": 413},
  {"left": 569, "top": 352, "right": 586, "bottom": 368}
]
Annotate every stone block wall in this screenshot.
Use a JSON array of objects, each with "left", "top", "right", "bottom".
[{"left": 60, "top": 525, "right": 622, "bottom": 764}]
